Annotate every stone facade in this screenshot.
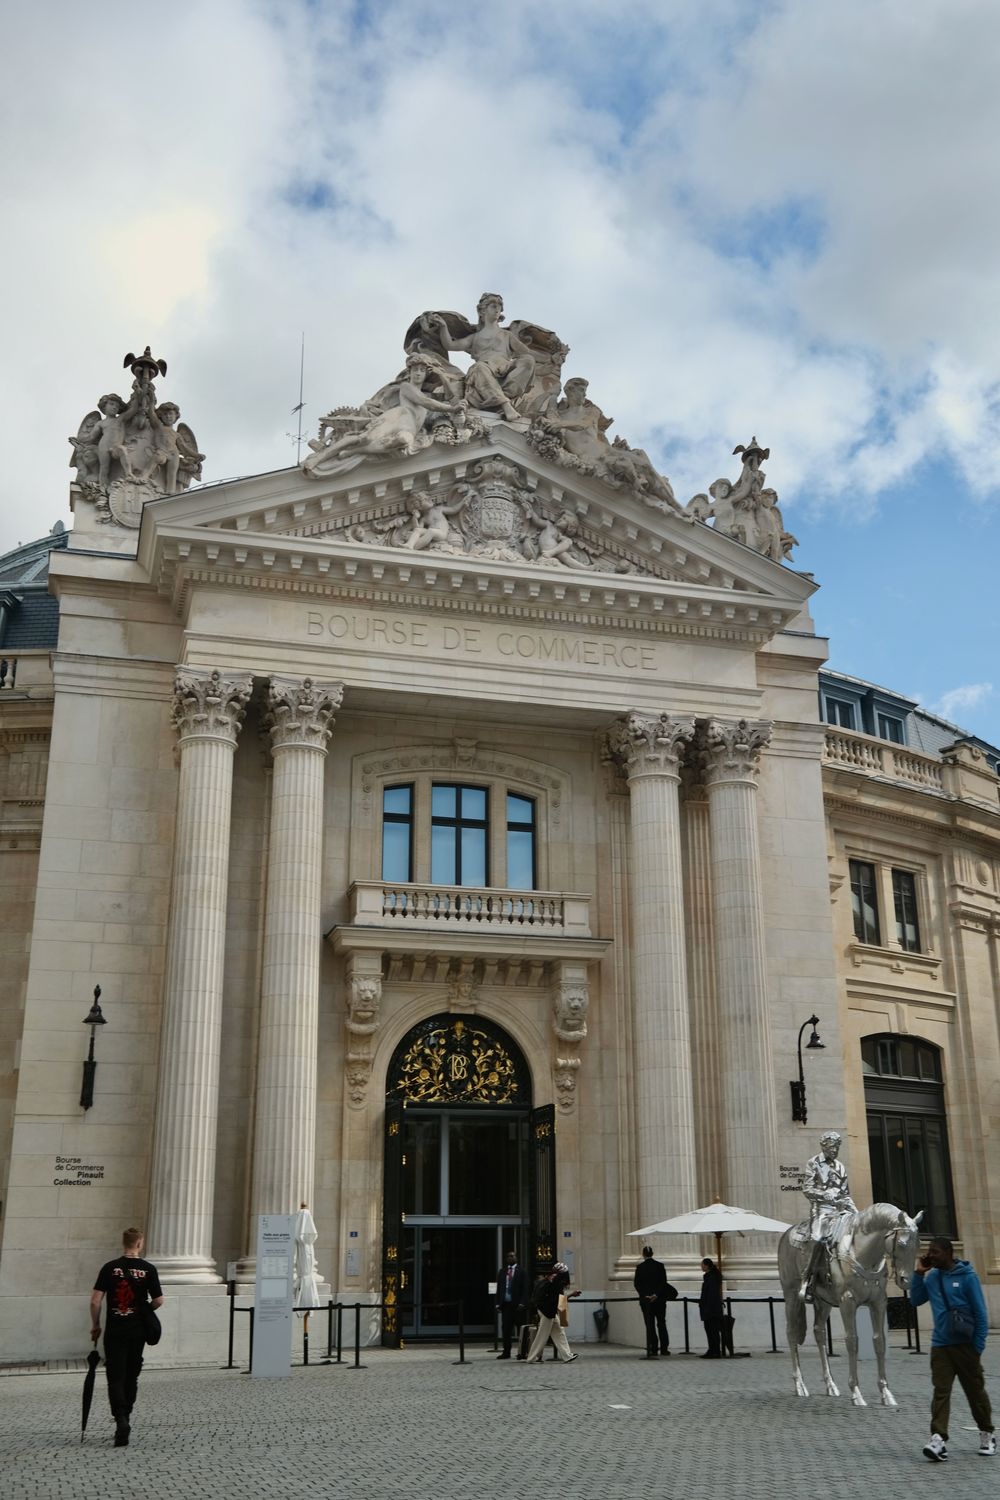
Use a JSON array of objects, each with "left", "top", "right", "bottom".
[{"left": 0, "top": 322, "right": 997, "bottom": 1362}]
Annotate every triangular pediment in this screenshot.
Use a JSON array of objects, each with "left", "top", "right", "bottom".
[{"left": 138, "top": 426, "right": 814, "bottom": 643}]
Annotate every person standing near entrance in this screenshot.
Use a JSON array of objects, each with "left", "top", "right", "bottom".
[
  {"left": 634, "top": 1245, "right": 671, "bottom": 1357},
  {"left": 526, "top": 1264, "right": 578, "bottom": 1364},
  {"left": 90, "top": 1228, "right": 163, "bottom": 1448},
  {"left": 698, "top": 1257, "right": 725, "bottom": 1358},
  {"left": 911, "top": 1236, "right": 995, "bottom": 1462},
  {"left": 495, "top": 1249, "right": 527, "bottom": 1359}
]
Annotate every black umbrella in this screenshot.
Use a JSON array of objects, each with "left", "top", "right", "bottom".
[{"left": 81, "top": 1348, "right": 100, "bottom": 1442}]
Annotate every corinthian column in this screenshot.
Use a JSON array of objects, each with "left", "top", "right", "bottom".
[
  {"left": 701, "top": 718, "right": 779, "bottom": 1217},
  {"left": 148, "top": 668, "right": 253, "bottom": 1282},
  {"left": 249, "top": 677, "right": 342, "bottom": 1221},
  {"left": 606, "top": 712, "right": 698, "bottom": 1232}
]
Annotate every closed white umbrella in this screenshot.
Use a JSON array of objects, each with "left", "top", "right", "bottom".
[{"left": 293, "top": 1204, "right": 323, "bottom": 1318}]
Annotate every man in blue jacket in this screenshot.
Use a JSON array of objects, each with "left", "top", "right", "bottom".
[{"left": 910, "top": 1236, "right": 994, "bottom": 1461}]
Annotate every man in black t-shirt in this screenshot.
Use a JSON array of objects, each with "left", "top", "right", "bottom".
[{"left": 90, "top": 1227, "right": 163, "bottom": 1447}]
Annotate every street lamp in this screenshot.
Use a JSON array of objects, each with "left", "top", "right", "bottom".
[
  {"left": 80, "top": 985, "right": 106, "bottom": 1110},
  {"left": 790, "top": 1013, "right": 824, "bottom": 1123}
]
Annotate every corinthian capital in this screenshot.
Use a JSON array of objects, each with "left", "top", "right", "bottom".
[
  {"left": 172, "top": 668, "right": 253, "bottom": 745},
  {"left": 265, "top": 676, "right": 344, "bottom": 752},
  {"left": 700, "top": 717, "right": 772, "bottom": 785},
  {"left": 604, "top": 711, "right": 695, "bottom": 780}
]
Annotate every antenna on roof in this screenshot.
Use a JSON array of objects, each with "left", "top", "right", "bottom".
[{"left": 288, "top": 332, "right": 306, "bottom": 464}]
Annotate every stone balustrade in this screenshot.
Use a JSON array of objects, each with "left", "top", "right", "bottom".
[
  {"left": 0, "top": 651, "right": 52, "bottom": 695},
  {"left": 823, "top": 728, "right": 945, "bottom": 792},
  {"left": 349, "top": 881, "right": 592, "bottom": 936}
]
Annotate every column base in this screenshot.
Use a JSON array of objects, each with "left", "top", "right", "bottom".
[{"left": 154, "top": 1255, "right": 224, "bottom": 1285}]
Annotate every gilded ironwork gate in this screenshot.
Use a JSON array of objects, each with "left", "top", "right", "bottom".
[
  {"left": 529, "top": 1102, "right": 557, "bottom": 1277},
  {"left": 380, "top": 1097, "right": 405, "bottom": 1347},
  {"left": 381, "top": 1014, "right": 544, "bottom": 1345}
]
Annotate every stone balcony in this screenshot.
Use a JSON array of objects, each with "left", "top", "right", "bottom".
[
  {"left": 0, "top": 650, "right": 53, "bottom": 698},
  {"left": 822, "top": 728, "right": 945, "bottom": 792},
  {"left": 822, "top": 727, "right": 1000, "bottom": 812},
  {"left": 331, "top": 881, "right": 606, "bottom": 965}
]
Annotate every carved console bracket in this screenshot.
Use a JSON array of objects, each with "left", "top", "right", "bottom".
[
  {"left": 345, "top": 952, "right": 383, "bottom": 1108},
  {"left": 551, "top": 961, "right": 590, "bottom": 1114}
]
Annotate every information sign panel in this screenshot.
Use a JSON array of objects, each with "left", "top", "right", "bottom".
[{"left": 253, "top": 1214, "right": 294, "bottom": 1378}]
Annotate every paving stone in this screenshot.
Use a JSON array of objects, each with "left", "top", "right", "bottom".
[{"left": 0, "top": 1342, "right": 996, "bottom": 1499}]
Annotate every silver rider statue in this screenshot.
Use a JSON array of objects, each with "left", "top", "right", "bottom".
[{"left": 800, "top": 1130, "right": 857, "bottom": 1303}]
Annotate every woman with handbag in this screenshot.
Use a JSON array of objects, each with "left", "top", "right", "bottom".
[{"left": 525, "top": 1264, "right": 579, "bottom": 1364}]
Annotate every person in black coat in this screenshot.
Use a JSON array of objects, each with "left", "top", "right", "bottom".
[
  {"left": 634, "top": 1245, "right": 670, "bottom": 1357},
  {"left": 699, "top": 1257, "right": 725, "bottom": 1358},
  {"left": 495, "top": 1249, "right": 528, "bottom": 1359}
]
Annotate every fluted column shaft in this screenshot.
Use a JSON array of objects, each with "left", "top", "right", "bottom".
[
  {"left": 607, "top": 713, "right": 698, "bottom": 1231},
  {"left": 148, "top": 669, "right": 252, "bottom": 1282},
  {"left": 702, "top": 718, "right": 779, "bottom": 1216},
  {"left": 681, "top": 784, "right": 721, "bottom": 1203},
  {"left": 249, "top": 678, "right": 342, "bottom": 1219}
]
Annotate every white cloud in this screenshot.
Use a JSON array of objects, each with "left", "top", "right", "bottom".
[
  {"left": 927, "top": 683, "right": 994, "bottom": 723},
  {"left": 2, "top": 0, "right": 1000, "bottom": 552}
]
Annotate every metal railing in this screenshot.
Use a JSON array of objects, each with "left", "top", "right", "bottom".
[{"left": 225, "top": 1287, "right": 922, "bottom": 1372}]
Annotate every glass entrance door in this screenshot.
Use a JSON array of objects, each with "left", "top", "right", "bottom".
[{"left": 398, "top": 1108, "right": 528, "bottom": 1338}]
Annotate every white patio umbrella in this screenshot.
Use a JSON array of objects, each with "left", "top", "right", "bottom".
[
  {"left": 293, "top": 1204, "right": 324, "bottom": 1319},
  {"left": 628, "top": 1200, "right": 792, "bottom": 1279}
]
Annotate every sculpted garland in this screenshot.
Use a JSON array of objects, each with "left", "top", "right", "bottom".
[{"left": 303, "top": 291, "right": 797, "bottom": 563}]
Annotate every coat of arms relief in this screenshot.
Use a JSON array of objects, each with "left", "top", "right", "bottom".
[{"left": 329, "top": 456, "right": 647, "bottom": 575}]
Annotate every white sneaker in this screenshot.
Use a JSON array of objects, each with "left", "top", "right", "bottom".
[
  {"left": 979, "top": 1431, "right": 997, "bottom": 1456},
  {"left": 923, "top": 1434, "right": 948, "bottom": 1462}
]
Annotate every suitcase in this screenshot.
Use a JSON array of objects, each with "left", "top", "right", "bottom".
[{"left": 517, "top": 1320, "right": 535, "bottom": 1361}]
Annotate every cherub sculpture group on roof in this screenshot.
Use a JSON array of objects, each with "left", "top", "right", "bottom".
[{"left": 69, "top": 347, "right": 204, "bottom": 528}]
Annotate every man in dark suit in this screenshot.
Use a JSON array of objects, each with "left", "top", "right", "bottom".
[
  {"left": 495, "top": 1249, "right": 527, "bottom": 1359},
  {"left": 634, "top": 1245, "right": 670, "bottom": 1357}
]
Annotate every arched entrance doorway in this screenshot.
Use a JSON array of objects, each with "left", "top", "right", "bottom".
[{"left": 381, "top": 1014, "right": 554, "bottom": 1345}]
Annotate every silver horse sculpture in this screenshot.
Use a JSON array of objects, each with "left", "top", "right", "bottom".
[{"left": 777, "top": 1202, "right": 923, "bottom": 1406}]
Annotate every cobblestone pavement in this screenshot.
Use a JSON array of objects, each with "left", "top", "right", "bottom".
[{"left": 1, "top": 1343, "right": 997, "bottom": 1500}]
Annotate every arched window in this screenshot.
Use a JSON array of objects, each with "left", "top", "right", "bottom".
[{"left": 861, "top": 1034, "right": 955, "bottom": 1236}]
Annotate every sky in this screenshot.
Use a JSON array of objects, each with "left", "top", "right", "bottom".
[{"left": 3, "top": 0, "right": 999, "bottom": 742}]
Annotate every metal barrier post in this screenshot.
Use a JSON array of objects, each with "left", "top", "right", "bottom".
[
  {"left": 768, "top": 1297, "right": 777, "bottom": 1353},
  {"left": 303, "top": 1311, "right": 310, "bottom": 1366},
  {"left": 909, "top": 1293, "right": 921, "bottom": 1354},
  {"left": 247, "top": 1307, "right": 255, "bottom": 1374},
  {"left": 226, "top": 1280, "right": 236, "bottom": 1369},
  {"left": 453, "top": 1299, "right": 467, "bottom": 1364},
  {"left": 327, "top": 1301, "right": 333, "bottom": 1360},
  {"left": 348, "top": 1302, "right": 366, "bottom": 1370},
  {"left": 682, "top": 1297, "right": 689, "bottom": 1353}
]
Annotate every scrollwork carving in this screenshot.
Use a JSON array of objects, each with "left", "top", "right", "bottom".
[
  {"left": 605, "top": 711, "right": 695, "bottom": 779},
  {"left": 265, "top": 676, "right": 343, "bottom": 752},
  {"left": 171, "top": 668, "right": 253, "bottom": 745},
  {"left": 554, "top": 1054, "right": 581, "bottom": 1113},
  {"left": 699, "top": 717, "right": 773, "bottom": 784}
]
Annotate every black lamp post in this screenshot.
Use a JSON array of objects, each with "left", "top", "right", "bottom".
[
  {"left": 80, "top": 985, "right": 106, "bottom": 1110},
  {"left": 790, "top": 1013, "right": 824, "bottom": 1123}
]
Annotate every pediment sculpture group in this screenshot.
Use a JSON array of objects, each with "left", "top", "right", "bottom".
[{"left": 68, "top": 296, "right": 796, "bottom": 566}]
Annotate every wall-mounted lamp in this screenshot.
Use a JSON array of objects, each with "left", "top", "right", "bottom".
[
  {"left": 80, "top": 985, "right": 106, "bottom": 1111},
  {"left": 790, "top": 1013, "right": 824, "bottom": 1123}
]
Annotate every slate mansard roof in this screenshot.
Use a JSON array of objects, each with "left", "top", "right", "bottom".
[{"left": 0, "top": 523, "right": 67, "bottom": 651}]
